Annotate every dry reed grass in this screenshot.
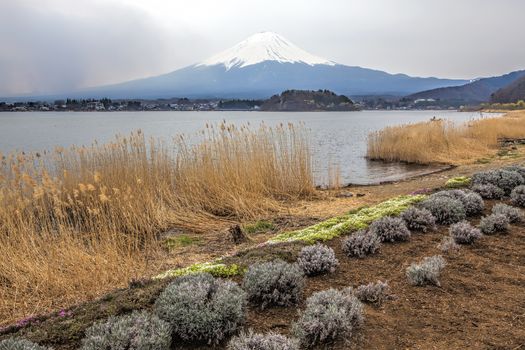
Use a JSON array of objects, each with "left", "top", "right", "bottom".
[
  {"left": 367, "top": 111, "right": 525, "bottom": 164},
  {"left": 0, "top": 122, "right": 314, "bottom": 326}
]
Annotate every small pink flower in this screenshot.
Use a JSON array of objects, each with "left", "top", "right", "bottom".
[
  {"left": 16, "top": 315, "right": 37, "bottom": 327},
  {"left": 58, "top": 309, "right": 72, "bottom": 317}
]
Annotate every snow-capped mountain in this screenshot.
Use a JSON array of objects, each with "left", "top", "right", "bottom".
[
  {"left": 79, "top": 32, "right": 468, "bottom": 99},
  {"left": 197, "top": 32, "right": 335, "bottom": 70}
]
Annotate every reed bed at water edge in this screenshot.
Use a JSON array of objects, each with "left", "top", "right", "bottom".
[
  {"left": 0, "top": 122, "right": 315, "bottom": 326},
  {"left": 367, "top": 111, "right": 525, "bottom": 164}
]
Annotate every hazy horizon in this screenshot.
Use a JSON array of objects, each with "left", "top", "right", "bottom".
[{"left": 1, "top": 0, "right": 524, "bottom": 96}]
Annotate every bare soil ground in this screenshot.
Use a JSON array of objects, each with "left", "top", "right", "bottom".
[
  {"left": 240, "top": 201, "right": 525, "bottom": 350},
  {"left": 2, "top": 198, "right": 524, "bottom": 350}
]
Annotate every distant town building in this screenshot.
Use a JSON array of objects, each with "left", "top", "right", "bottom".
[
  {"left": 414, "top": 98, "right": 436, "bottom": 103},
  {"left": 86, "top": 101, "right": 105, "bottom": 111}
]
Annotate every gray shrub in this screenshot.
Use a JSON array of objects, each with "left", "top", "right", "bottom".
[
  {"left": 406, "top": 255, "right": 446, "bottom": 286},
  {"left": 154, "top": 273, "right": 247, "bottom": 345},
  {"left": 227, "top": 331, "right": 299, "bottom": 350},
  {"left": 81, "top": 311, "right": 172, "bottom": 350},
  {"left": 431, "top": 190, "right": 484, "bottom": 216},
  {"left": 297, "top": 244, "right": 339, "bottom": 276},
  {"left": 471, "top": 170, "right": 499, "bottom": 186},
  {"left": 420, "top": 196, "right": 466, "bottom": 225},
  {"left": 471, "top": 183, "right": 505, "bottom": 199},
  {"left": 503, "top": 165, "right": 525, "bottom": 179},
  {"left": 368, "top": 216, "right": 411, "bottom": 242},
  {"left": 243, "top": 260, "right": 304, "bottom": 309},
  {"left": 430, "top": 189, "right": 467, "bottom": 202},
  {"left": 449, "top": 221, "right": 482, "bottom": 244},
  {"left": 0, "top": 339, "right": 50, "bottom": 350},
  {"left": 498, "top": 170, "right": 524, "bottom": 192},
  {"left": 479, "top": 214, "right": 509, "bottom": 235},
  {"left": 401, "top": 207, "right": 436, "bottom": 232},
  {"left": 462, "top": 192, "right": 485, "bottom": 216},
  {"left": 492, "top": 203, "right": 523, "bottom": 223},
  {"left": 511, "top": 185, "right": 525, "bottom": 207},
  {"left": 354, "top": 281, "right": 390, "bottom": 306},
  {"left": 438, "top": 236, "right": 460, "bottom": 254},
  {"left": 292, "top": 288, "right": 363, "bottom": 347},
  {"left": 341, "top": 230, "right": 381, "bottom": 258},
  {"left": 472, "top": 169, "right": 524, "bottom": 194}
]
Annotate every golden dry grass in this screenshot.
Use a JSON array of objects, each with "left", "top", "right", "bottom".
[
  {"left": 367, "top": 111, "right": 525, "bottom": 164},
  {"left": 0, "top": 122, "right": 314, "bottom": 325}
]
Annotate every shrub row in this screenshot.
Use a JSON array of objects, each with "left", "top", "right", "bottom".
[
  {"left": 471, "top": 169, "right": 524, "bottom": 194},
  {"left": 469, "top": 167, "right": 525, "bottom": 201},
  {"left": 471, "top": 183, "right": 505, "bottom": 199},
  {"left": 420, "top": 189, "right": 485, "bottom": 225}
]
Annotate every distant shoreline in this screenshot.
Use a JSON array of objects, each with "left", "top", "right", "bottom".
[{"left": 0, "top": 109, "right": 464, "bottom": 113}]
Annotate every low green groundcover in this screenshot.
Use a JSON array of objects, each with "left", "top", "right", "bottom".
[
  {"left": 445, "top": 176, "right": 471, "bottom": 188},
  {"left": 269, "top": 194, "right": 427, "bottom": 244},
  {"left": 155, "top": 262, "right": 244, "bottom": 279}
]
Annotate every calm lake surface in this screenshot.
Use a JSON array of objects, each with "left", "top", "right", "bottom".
[{"left": 0, "top": 110, "right": 496, "bottom": 185}]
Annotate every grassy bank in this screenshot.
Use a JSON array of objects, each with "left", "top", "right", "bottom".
[
  {"left": 367, "top": 111, "right": 525, "bottom": 164},
  {"left": 0, "top": 122, "right": 315, "bottom": 325}
]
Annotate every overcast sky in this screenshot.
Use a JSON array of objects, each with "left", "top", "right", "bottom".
[{"left": 1, "top": 0, "right": 524, "bottom": 96}]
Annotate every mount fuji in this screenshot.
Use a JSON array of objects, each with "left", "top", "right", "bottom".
[{"left": 80, "top": 32, "right": 468, "bottom": 99}]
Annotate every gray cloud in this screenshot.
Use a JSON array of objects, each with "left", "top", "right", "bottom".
[{"left": 1, "top": 0, "right": 524, "bottom": 96}]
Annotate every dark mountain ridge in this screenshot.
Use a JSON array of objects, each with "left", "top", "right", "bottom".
[
  {"left": 406, "top": 70, "right": 525, "bottom": 104},
  {"left": 491, "top": 75, "right": 525, "bottom": 103}
]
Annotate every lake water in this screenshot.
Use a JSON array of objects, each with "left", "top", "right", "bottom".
[{"left": 0, "top": 110, "right": 495, "bottom": 185}]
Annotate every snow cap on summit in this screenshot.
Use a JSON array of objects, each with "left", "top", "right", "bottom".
[{"left": 197, "top": 32, "right": 336, "bottom": 70}]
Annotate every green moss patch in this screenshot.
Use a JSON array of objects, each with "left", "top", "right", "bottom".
[
  {"left": 164, "top": 235, "right": 201, "bottom": 250},
  {"left": 154, "top": 262, "right": 245, "bottom": 280},
  {"left": 268, "top": 194, "right": 427, "bottom": 244},
  {"left": 445, "top": 176, "right": 471, "bottom": 188},
  {"left": 243, "top": 220, "right": 275, "bottom": 234}
]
